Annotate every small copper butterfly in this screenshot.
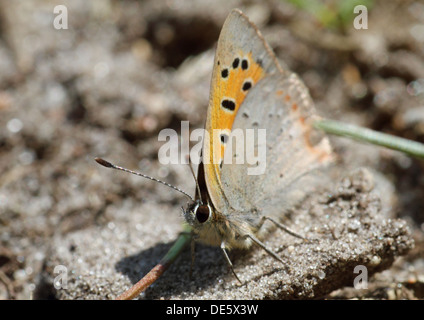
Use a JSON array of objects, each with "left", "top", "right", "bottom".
[
  {"left": 97, "top": 9, "right": 334, "bottom": 283},
  {"left": 183, "top": 9, "right": 333, "bottom": 280}
]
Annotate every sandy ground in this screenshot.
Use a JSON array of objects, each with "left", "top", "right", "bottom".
[{"left": 0, "top": 0, "right": 423, "bottom": 299}]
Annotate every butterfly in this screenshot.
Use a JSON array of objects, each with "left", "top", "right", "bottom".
[
  {"left": 96, "top": 8, "right": 333, "bottom": 283},
  {"left": 182, "top": 9, "right": 333, "bottom": 280}
]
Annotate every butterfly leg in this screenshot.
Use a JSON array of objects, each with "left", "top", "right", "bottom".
[
  {"left": 220, "top": 241, "right": 242, "bottom": 284},
  {"left": 243, "top": 233, "right": 286, "bottom": 265},
  {"left": 260, "top": 216, "right": 310, "bottom": 242}
]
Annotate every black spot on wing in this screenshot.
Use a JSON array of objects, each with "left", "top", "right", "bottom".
[
  {"left": 242, "top": 80, "right": 252, "bottom": 91},
  {"left": 221, "top": 68, "right": 229, "bottom": 78},
  {"left": 221, "top": 99, "right": 236, "bottom": 111},
  {"left": 232, "top": 58, "right": 240, "bottom": 69},
  {"left": 220, "top": 133, "right": 229, "bottom": 144}
]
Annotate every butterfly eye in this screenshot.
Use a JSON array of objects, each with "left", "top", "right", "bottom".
[{"left": 195, "top": 204, "right": 211, "bottom": 223}]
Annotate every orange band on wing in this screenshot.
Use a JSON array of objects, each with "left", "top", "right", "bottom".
[{"left": 208, "top": 52, "right": 265, "bottom": 176}]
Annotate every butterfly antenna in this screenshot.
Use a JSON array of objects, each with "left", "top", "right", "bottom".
[
  {"left": 95, "top": 157, "right": 194, "bottom": 202},
  {"left": 186, "top": 155, "right": 202, "bottom": 203}
]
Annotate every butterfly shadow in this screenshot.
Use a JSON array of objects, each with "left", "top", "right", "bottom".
[{"left": 115, "top": 240, "right": 247, "bottom": 299}]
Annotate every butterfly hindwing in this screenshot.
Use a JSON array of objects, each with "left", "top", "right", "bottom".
[{"left": 220, "top": 73, "right": 333, "bottom": 215}]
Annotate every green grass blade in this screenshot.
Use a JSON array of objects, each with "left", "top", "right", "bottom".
[
  {"left": 314, "top": 118, "right": 424, "bottom": 159},
  {"left": 116, "top": 226, "right": 192, "bottom": 300}
]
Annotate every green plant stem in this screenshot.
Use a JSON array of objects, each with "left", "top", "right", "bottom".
[
  {"left": 314, "top": 118, "right": 424, "bottom": 159},
  {"left": 115, "top": 226, "right": 192, "bottom": 300}
]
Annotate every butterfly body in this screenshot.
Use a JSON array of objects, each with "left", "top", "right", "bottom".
[
  {"left": 183, "top": 154, "right": 262, "bottom": 249},
  {"left": 184, "top": 201, "right": 261, "bottom": 249}
]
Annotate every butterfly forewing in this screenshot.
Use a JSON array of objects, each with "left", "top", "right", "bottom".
[{"left": 203, "top": 9, "right": 285, "bottom": 213}]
